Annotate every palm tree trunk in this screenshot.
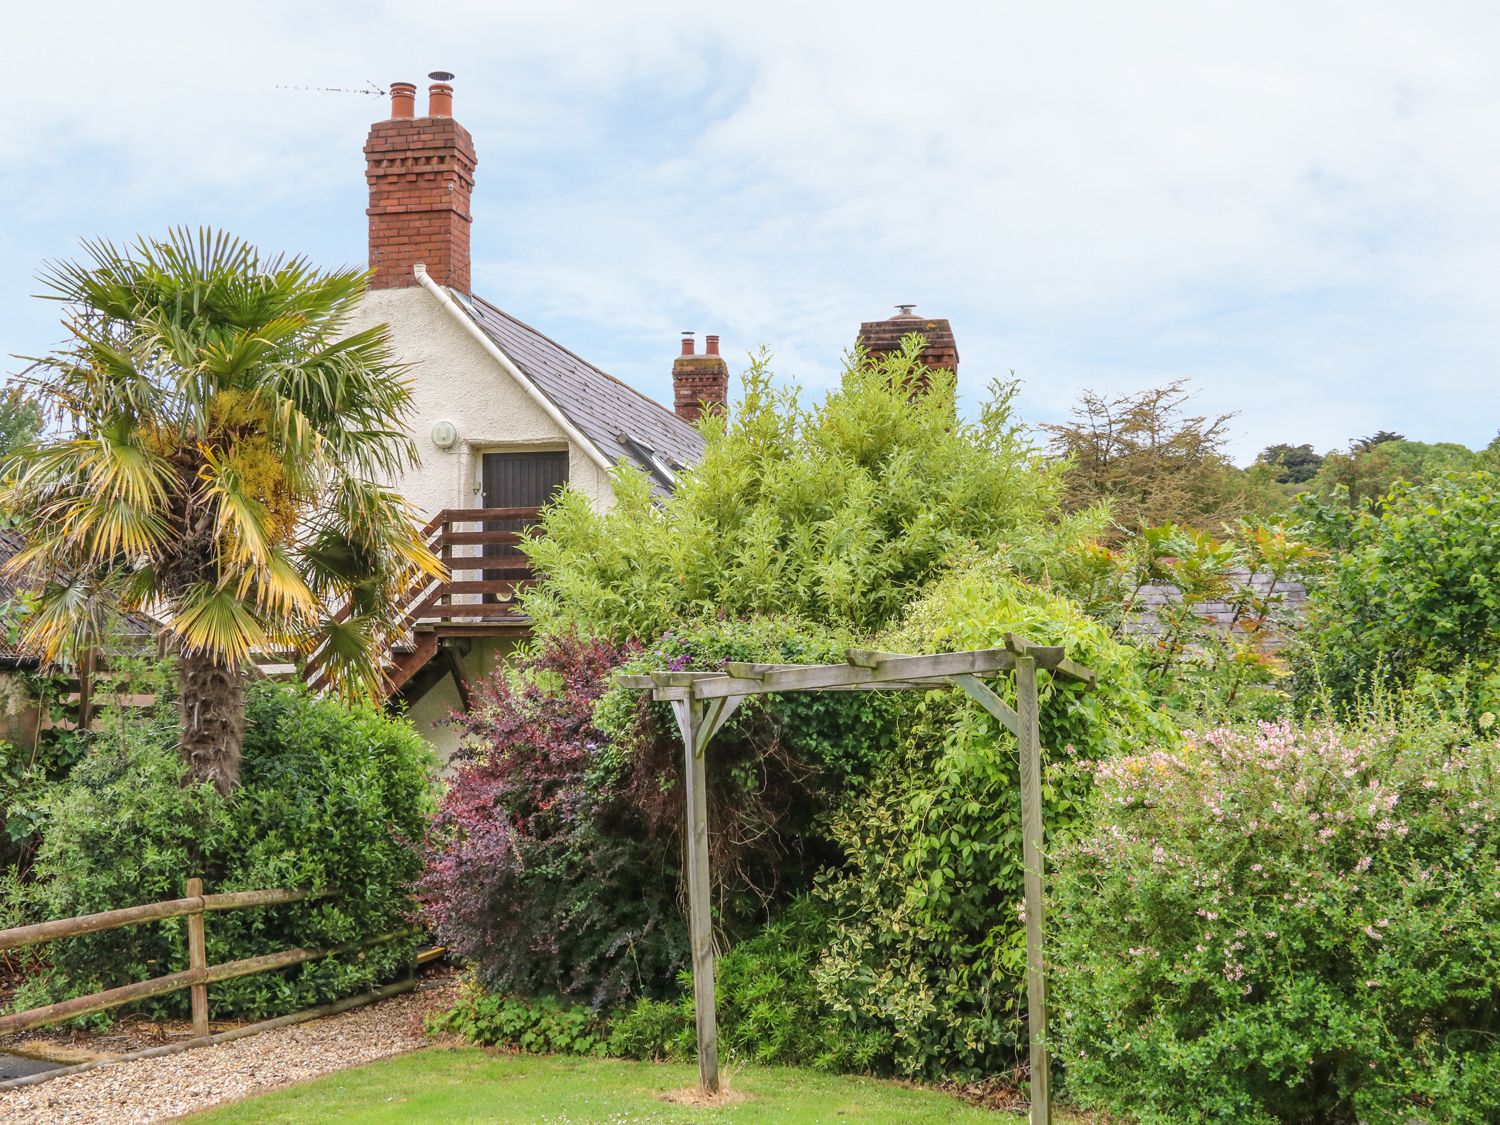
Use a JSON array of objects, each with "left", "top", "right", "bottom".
[{"left": 179, "top": 650, "right": 245, "bottom": 795}]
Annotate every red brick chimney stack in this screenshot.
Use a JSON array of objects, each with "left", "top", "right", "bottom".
[
  {"left": 673, "top": 331, "right": 729, "bottom": 422},
  {"left": 365, "top": 75, "right": 477, "bottom": 292},
  {"left": 856, "top": 305, "right": 959, "bottom": 389}
]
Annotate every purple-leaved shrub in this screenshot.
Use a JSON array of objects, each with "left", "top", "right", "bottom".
[{"left": 1051, "top": 714, "right": 1500, "bottom": 1125}]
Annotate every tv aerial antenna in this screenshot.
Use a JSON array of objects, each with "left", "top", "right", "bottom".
[{"left": 275, "top": 80, "right": 387, "bottom": 97}]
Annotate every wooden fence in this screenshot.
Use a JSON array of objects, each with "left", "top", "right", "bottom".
[{"left": 0, "top": 880, "right": 421, "bottom": 1089}]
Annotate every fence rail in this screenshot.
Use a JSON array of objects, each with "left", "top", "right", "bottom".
[{"left": 0, "top": 880, "right": 413, "bottom": 1047}]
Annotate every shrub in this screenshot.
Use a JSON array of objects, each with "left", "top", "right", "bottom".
[
  {"left": 811, "top": 559, "right": 1173, "bottom": 1079},
  {"left": 418, "top": 632, "right": 685, "bottom": 1009},
  {"left": 423, "top": 619, "right": 905, "bottom": 1010},
  {"left": 1050, "top": 713, "right": 1500, "bottom": 1124},
  {"left": 438, "top": 898, "right": 879, "bottom": 1072},
  {"left": 708, "top": 895, "right": 901, "bottom": 1072},
  {"left": 429, "top": 986, "right": 611, "bottom": 1057},
  {"left": 1121, "top": 520, "right": 1315, "bottom": 723},
  {"left": 16, "top": 678, "right": 435, "bottom": 1022},
  {"left": 606, "top": 997, "right": 687, "bottom": 1062},
  {"left": 1294, "top": 471, "right": 1500, "bottom": 714},
  {"left": 593, "top": 616, "right": 906, "bottom": 920}
]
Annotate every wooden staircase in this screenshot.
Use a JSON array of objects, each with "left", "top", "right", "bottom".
[{"left": 304, "top": 506, "right": 543, "bottom": 699}]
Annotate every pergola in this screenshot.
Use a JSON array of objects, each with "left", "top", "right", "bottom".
[{"left": 619, "top": 633, "right": 1097, "bottom": 1125}]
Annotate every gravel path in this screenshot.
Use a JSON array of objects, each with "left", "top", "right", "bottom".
[{"left": 0, "top": 977, "right": 454, "bottom": 1124}]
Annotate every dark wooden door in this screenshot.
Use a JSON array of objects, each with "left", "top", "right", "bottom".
[{"left": 480, "top": 451, "right": 569, "bottom": 584}]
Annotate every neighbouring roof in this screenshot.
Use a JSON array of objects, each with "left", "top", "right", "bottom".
[
  {"left": 1128, "top": 567, "right": 1308, "bottom": 647},
  {"left": 0, "top": 528, "right": 160, "bottom": 665},
  {"left": 456, "top": 290, "right": 705, "bottom": 493}
]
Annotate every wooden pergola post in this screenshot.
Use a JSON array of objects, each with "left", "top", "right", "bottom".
[
  {"left": 621, "top": 637, "right": 1093, "bottom": 1123},
  {"left": 1015, "top": 653, "right": 1050, "bottom": 1122},
  {"left": 670, "top": 698, "right": 719, "bottom": 1093}
]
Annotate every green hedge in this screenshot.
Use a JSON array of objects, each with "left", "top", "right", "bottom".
[{"left": 13, "top": 679, "right": 436, "bottom": 1023}]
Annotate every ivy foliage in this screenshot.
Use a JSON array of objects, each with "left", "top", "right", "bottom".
[
  {"left": 15, "top": 678, "right": 435, "bottom": 1023},
  {"left": 523, "top": 342, "right": 1096, "bottom": 642},
  {"left": 810, "top": 559, "right": 1173, "bottom": 1079}
]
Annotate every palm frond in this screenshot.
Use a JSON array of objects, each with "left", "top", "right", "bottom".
[{"left": 171, "top": 582, "right": 266, "bottom": 666}]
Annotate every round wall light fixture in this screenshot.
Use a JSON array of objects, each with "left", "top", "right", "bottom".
[{"left": 431, "top": 420, "right": 459, "bottom": 450}]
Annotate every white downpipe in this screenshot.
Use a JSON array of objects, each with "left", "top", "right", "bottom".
[{"left": 413, "top": 264, "right": 616, "bottom": 478}]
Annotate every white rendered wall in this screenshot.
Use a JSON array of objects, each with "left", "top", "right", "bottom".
[
  {"left": 350, "top": 286, "right": 615, "bottom": 521},
  {"left": 400, "top": 637, "right": 522, "bottom": 764}
]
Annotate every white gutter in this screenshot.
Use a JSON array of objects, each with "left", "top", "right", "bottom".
[{"left": 413, "top": 264, "right": 616, "bottom": 478}]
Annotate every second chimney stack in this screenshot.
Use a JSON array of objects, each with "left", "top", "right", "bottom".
[{"left": 673, "top": 332, "right": 728, "bottom": 423}]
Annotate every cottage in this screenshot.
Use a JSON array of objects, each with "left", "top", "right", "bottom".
[{"left": 344, "top": 79, "right": 724, "bottom": 752}]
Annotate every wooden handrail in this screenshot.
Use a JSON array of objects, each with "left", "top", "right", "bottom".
[{"left": 303, "top": 504, "right": 548, "bottom": 694}]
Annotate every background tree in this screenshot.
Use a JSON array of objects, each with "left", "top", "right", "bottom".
[
  {"left": 0, "top": 387, "right": 42, "bottom": 462},
  {"left": 1310, "top": 437, "right": 1481, "bottom": 510},
  {"left": 1255, "top": 441, "right": 1323, "bottom": 484},
  {"left": 1042, "top": 378, "right": 1244, "bottom": 536},
  {"left": 2, "top": 230, "right": 439, "bottom": 793},
  {"left": 1353, "top": 429, "right": 1405, "bottom": 451},
  {"left": 1294, "top": 470, "right": 1500, "bottom": 712}
]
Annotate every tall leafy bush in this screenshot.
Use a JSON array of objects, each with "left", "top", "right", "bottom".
[
  {"left": 1051, "top": 714, "right": 1500, "bottom": 1124},
  {"left": 523, "top": 342, "right": 1096, "bottom": 642},
  {"left": 1295, "top": 471, "right": 1500, "bottom": 713},
  {"left": 419, "top": 632, "right": 682, "bottom": 1009},
  {"left": 423, "top": 619, "right": 904, "bottom": 1009}
]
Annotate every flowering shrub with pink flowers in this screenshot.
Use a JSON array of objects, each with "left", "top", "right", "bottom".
[{"left": 1050, "top": 713, "right": 1500, "bottom": 1124}]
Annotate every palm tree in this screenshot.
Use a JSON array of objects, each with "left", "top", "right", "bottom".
[{"left": 3, "top": 229, "right": 441, "bottom": 793}]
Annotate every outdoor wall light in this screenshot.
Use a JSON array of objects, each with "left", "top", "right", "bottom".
[{"left": 431, "top": 420, "right": 459, "bottom": 450}]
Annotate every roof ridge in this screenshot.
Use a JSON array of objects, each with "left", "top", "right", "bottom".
[{"left": 464, "top": 290, "right": 700, "bottom": 439}]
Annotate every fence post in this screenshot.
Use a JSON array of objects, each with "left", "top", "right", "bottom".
[{"left": 186, "top": 877, "right": 208, "bottom": 1038}]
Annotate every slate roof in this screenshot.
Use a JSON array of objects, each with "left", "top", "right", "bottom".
[{"left": 455, "top": 290, "right": 705, "bottom": 493}]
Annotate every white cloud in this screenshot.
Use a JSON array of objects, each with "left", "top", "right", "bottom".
[{"left": 4, "top": 0, "right": 1499, "bottom": 458}]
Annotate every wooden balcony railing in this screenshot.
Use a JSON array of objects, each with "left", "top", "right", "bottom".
[
  {"left": 415, "top": 505, "right": 544, "bottom": 626},
  {"left": 305, "top": 506, "right": 543, "bottom": 694}
]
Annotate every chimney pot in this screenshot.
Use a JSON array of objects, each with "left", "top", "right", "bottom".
[
  {"left": 390, "top": 82, "right": 416, "bottom": 119},
  {"left": 705, "top": 334, "right": 720, "bottom": 356},
  {"left": 680, "top": 333, "right": 695, "bottom": 356},
  {"left": 428, "top": 82, "right": 454, "bottom": 117}
]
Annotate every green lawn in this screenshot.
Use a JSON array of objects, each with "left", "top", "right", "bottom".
[{"left": 188, "top": 1048, "right": 1020, "bottom": 1123}]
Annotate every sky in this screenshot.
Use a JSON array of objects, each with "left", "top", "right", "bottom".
[{"left": 3, "top": 1, "right": 1497, "bottom": 463}]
